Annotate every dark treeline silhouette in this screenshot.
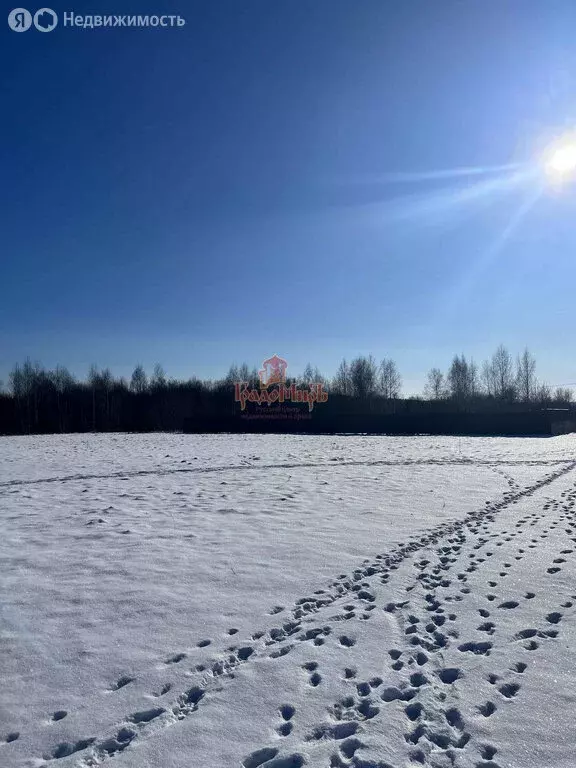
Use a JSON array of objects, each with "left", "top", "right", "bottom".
[
  {"left": 422, "top": 346, "right": 573, "bottom": 405},
  {"left": 0, "top": 347, "right": 573, "bottom": 435}
]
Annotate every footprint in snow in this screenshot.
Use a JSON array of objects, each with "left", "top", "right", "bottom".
[
  {"left": 243, "top": 749, "right": 304, "bottom": 768},
  {"left": 45, "top": 737, "right": 96, "bottom": 760},
  {"left": 276, "top": 705, "right": 296, "bottom": 736},
  {"left": 280, "top": 704, "right": 295, "bottom": 721},
  {"left": 478, "top": 701, "right": 496, "bottom": 717},
  {"left": 480, "top": 743, "right": 498, "bottom": 760},
  {"left": 546, "top": 612, "right": 562, "bottom": 624},
  {"left": 437, "top": 668, "right": 462, "bottom": 684},
  {"left": 343, "top": 667, "right": 356, "bottom": 679},
  {"left": 497, "top": 600, "right": 519, "bottom": 609},
  {"left": 498, "top": 682, "right": 520, "bottom": 699},
  {"left": 111, "top": 675, "right": 134, "bottom": 691},
  {"left": 276, "top": 721, "right": 293, "bottom": 737},
  {"left": 243, "top": 747, "right": 279, "bottom": 768},
  {"left": 165, "top": 652, "right": 186, "bottom": 664},
  {"left": 308, "top": 672, "right": 322, "bottom": 687},
  {"left": 152, "top": 683, "right": 171, "bottom": 697},
  {"left": 128, "top": 707, "right": 165, "bottom": 724}
]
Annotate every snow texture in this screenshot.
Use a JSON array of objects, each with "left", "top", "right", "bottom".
[{"left": 1, "top": 433, "right": 575, "bottom": 768}]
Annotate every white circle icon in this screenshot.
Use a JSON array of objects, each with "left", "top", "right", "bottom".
[
  {"left": 33, "top": 7, "right": 57, "bottom": 31},
  {"left": 8, "top": 8, "right": 32, "bottom": 31}
]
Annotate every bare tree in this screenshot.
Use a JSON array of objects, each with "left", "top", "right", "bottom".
[
  {"left": 238, "top": 363, "right": 250, "bottom": 383},
  {"left": 9, "top": 363, "right": 26, "bottom": 432},
  {"left": 151, "top": 363, "right": 167, "bottom": 389},
  {"left": 424, "top": 368, "right": 446, "bottom": 399},
  {"left": 100, "top": 368, "right": 114, "bottom": 428},
  {"left": 52, "top": 365, "right": 74, "bottom": 391},
  {"left": 448, "top": 356, "right": 464, "bottom": 400},
  {"left": 150, "top": 363, "right": 168, "bottom": 391},
  {"left": 378, "top": 358, "right": 402, "bottom": 399},
  {"left": 224, "top": 364, "right": 240, "bottom": 385},
  {"left": 481, "top": 359, "right": 496, "bottom": 398},
  {"left": 447, "top": 355, "right": 475, "bottom": 401},
  {"left": 469, "top": 359, "right": 479, "bottom": 398},
  {"left": 350, "top": 355, "right": 378, "bottom": 399},
  {"left": 516, "top": 348, "right": 537, "bottom": 403},
  {"left": 12, "top": 359, "right": 43, "bottom": 432},
  {"left": 490, "top": 344, "right": 516, "bottom": 400},
  {"left": 87, "top": 364, "right": 99, "bottom": 430},
  {"left": 332, "top": 359, "right": 352, "bottom": 395},
  {"left": 313, "top": 366, "right": 325, "bottom": 386},
  {"left": 130, "top": 364, "right": 148, "bottom": 394},
  {"left": 535, "top": 382, "right": 552, "bottom": 404},
  {"left": 553, "top": 387, "right": 573, "bottom": 405},
  {"left": 9, "top": 363, "right": 24, "bottom": 398},
  {"left": 51, "top": 365, "right": 75, "bottom": 432},
  {"left": 301, "top": 363, "right": 315, "bottom": 386}
]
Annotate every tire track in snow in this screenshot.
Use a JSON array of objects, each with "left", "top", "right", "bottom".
[{"left": 0, "top": 458, "right": 572, "bottom": 490}]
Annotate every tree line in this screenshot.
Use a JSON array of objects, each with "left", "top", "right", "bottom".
[
  {"left": 422, "top": 346, "right": 572, "bottom": 405},
  {"left": 0, "top": 346, "right": 572, "bottom": 434}
]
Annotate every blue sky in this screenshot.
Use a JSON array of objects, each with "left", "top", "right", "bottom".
[{"left": 2, "top": 0, "right": 576, "bottom": 394}]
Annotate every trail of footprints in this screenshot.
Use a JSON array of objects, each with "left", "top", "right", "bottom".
[
  {"left": 5, "top": 465, "right": 576, "bottom": 766},
  {"left": 243, "top": 478, "right": 576, "bottom": 768}
]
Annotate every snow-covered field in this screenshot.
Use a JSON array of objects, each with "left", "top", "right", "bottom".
[{"left": 1, "top": 433, "right": 575, "bottom": 768}]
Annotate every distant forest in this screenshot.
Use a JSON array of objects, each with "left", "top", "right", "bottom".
[{"left": 0, "top": 345, "right": 573, "bottom": 435}]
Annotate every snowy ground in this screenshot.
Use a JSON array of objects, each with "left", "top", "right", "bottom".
[{"left": 1, "top": 433, "right": 575, "bottom": 768}]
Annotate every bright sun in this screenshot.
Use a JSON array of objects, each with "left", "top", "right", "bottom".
[{"left": 543, "top": 136, "right": 576, "bottom": 183}]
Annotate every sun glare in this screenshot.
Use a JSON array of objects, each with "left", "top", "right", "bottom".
[{"left": 543, "top": 136, "right": 576, "bottom": 184}]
